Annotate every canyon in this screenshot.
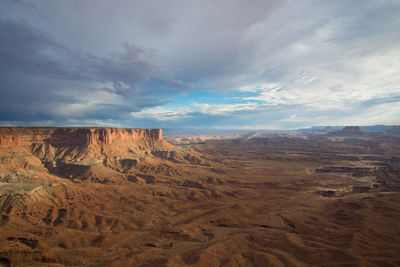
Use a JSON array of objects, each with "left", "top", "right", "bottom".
[{"left": 0, "top": 127, "right": 400, "bottom": 266}]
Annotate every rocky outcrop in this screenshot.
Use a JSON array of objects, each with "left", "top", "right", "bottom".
[
  {"left": 0, "top": 127, "right": 163, "bottom": 147},
  {"left": 0, "top": 127, "right": 174, "bottom": 184}
]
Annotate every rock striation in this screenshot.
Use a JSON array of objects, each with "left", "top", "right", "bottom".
[
  {"left": 0, "top": 127, "right": 163, "bottom": 147},
  {"left": 0, "top": 127, "right": 172, "bottom": 185}
]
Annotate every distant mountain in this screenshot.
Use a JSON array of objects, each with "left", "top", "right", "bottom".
[
  {"left": 387, "top": 126, "right": 400, "bottom": 136},
  {"left": 300, "top": 125, "right": 396, "bottom": 133},
  {"left": 164, "top": 125, "right": 399, "bottom": 138},
  {"left": 359, "top": 125, "right": 394, "bottom": 132}
]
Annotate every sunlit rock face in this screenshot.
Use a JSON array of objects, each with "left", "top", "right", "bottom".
[{"left": 0, "top": 127, "right": 163, "bottom": 147}]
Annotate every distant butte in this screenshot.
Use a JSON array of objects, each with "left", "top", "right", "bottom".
[
  {"left": 340, "top": 126, "right": 364, "bottom": 133},
  {"left": 330, "top": 126, "right": 365, "bottom": 136}
]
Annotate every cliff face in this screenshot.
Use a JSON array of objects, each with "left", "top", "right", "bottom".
[{"left": 0, "top": 127, "right": 163, "bottom": 147}]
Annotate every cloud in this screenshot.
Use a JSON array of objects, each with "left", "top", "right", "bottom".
[
  {"left": 0, "top": 19, "right": 183, "bottom": 121},
  {"left": 193, "top": 103, "right": 259, "bottom": 115},
  {"left": 232, "top": 0, "right": 400, "bottom": 113},
  {"left": 131, "top": 101, "right": 262, "bottom": 122},
  {"left": 131, "top": 106, "right": 192, "bottom": 121},
  {"left": 0, "top": 0, "right": 399, "bottom": 128}
]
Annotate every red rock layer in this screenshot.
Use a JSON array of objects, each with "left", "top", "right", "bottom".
[{"left": 0, "top": 127, "right": 162, "bottom": 147}]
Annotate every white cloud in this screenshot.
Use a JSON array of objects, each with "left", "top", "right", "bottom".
[
  {"left": 332, "top": 101, "right": 400, "bottom": 126},
  {"left": 54, "top": 83, "right": 125, "bottom": 117},
  {"left": 231, "top": 0, "right": 400, "bottom": 114},
  {"left": 64, "top": 119, "right": 123, "bottom": 127},
  {"left": 193, "top": 102, "right": 259, "bottom": 115},
  {"left": 238, "top": 44, "right": 400, "bottom": 110},
  {"left": 131, "top": 101, "right": 261, "bottom": 121},
  {"left": 131, "top": 106, "right": 192, "bottom": 121},
  {"left": 238, "top": 83, "right": 281, "bottom": 93}
]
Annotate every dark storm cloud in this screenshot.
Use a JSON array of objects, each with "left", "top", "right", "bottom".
[
  {"left": 0, "top": 19, "right": 182, "bottom": 121},
  {"left": 0, "top": 19, "right": 172, "bottom": 82},
  {"left": 0, "top": 20, "right": 71, "bottom": 78}
]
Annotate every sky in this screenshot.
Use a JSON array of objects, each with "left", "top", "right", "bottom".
[{"left": 0, "top": 0, "right": 399, "bottom": 129}]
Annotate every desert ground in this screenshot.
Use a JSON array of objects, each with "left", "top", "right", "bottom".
[{"left": 0, "top": 127, "right": 399, "bottom": 266}]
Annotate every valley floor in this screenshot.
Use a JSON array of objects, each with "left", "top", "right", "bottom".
[{"left": 1, "top": 134, "right": 400, "bottom": 266}]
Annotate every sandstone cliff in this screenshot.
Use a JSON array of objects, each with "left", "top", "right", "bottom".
[
  {"left": 0, "top": 127, "right": 174, "bottom": 180},
  {"left": 0, "top": 127, "right": 162, "bottom": 147}
]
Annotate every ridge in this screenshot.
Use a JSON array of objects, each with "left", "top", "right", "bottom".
[{"left": 0, "top": 127, "right": 163, "bottom": 147}]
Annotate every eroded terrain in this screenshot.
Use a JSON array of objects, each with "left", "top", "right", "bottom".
[{"left": 0, "top": 128, "right": 400, "bottom": 266}]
